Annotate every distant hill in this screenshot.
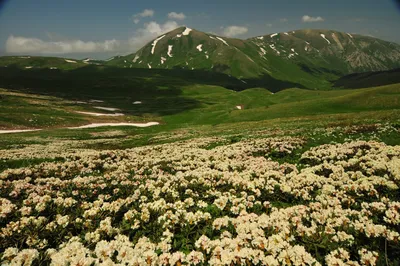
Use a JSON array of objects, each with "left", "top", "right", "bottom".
[
  {"left": 0, "top": 56, "right": 103, "bottom": 70},
  {"left": 334, "top": 68, "right": 400, "bottom": 89}
]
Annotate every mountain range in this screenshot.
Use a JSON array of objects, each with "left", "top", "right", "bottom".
[{"left": 1, "top": 27, "right": 400, "bottom": 90}]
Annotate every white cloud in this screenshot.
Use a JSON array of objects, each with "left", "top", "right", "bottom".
[
  {"left": 266, "top": 23, "right": 273, "bottom": 28},
  {"left": 168, "top": 12, "right": 186, "bottom": 20},
  {"left": 302, "top": 15, "right": 325, "bottom": 22},
  {"left": 5, "top": 19, "right": 181, "bottom": 55},
  {"left": 133, "top": 9, "right": 154, "bottom": 24},
  {"left": 221, "top": 26, "right": 248, "bottom": 37},
  {"left": 139, "top": 9, "right": 154, "bottom": 17},
  {"left": 128, "top": 20, "right": 179, "bottom": 50},
  {"left": 280, "top": 18, "right": 288, "bottom": 23},
  {"left": 5, "top": 35, "right": 120, "bottom": 54}
]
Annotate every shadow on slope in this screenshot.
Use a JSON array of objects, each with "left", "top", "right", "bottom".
[
  {"left": 243, "top": 74, "right": 306, "bottom": 93},
  {"left": 0, "top": 66, "right": 251, "bottom": 116},
  {"left": 334, "top": 68, "right": 400, "bottom": 89},
  {"left": 0, "top": 66, "right": 306, "bottom": 114}
]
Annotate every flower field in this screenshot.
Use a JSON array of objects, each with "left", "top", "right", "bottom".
[{"left": 1, "top": 133, "right": 399, "bottom": 265}]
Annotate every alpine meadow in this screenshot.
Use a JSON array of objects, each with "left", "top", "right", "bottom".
[{"left": 0, "top": 1, "right": 400, "bottom": 265}]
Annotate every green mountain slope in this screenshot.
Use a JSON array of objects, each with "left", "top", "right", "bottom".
[
  {"left": 252, "top": 29, "right": 400, "bottom": 74},
  {"left": 2, "top": 27, "right": 399, "bottom": 91},
  {"left": 107, "top": 27, "right": 400, "bottom": 89}
]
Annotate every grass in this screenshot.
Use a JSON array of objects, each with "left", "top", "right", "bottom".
[
  {"left": 161, "top": 83, "right": 400, "bottom": 126},
  {"left": 0, "top": 64, "right": 399, "bottom": 150}
]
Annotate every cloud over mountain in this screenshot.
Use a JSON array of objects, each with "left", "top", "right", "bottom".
[
  {"left": 5, "top": 19, "right": 180, "bottom": 54},
  {"left": 168, "top": 12, "right": 186, "bottom": 20},
  {"left": 133, "top": 9, "right": 155, "bottom": 24},
  {"left": 222, "top": 26, "right": 248, "bottom": 37},
  {"left": 302, "top": 15, "right": 325, "bottom": 22},
  {"left": 5, "top": 36, "right": 120, "bottom": 54}
]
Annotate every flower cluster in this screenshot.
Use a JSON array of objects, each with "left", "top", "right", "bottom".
[{"left": 0, "top": 136, "right": 399, "bottom": 265}]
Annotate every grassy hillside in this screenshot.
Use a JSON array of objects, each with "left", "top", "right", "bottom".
[
  {"left": 161, "top": 83, "right": 400, "bottom": 126},
  {"left": 1, "top": 63, "right": 399, "bottom": 131}
]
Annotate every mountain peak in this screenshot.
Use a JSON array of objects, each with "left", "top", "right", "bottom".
[{"left": 105, "top": 27, "right": 400, "bottom": 89}]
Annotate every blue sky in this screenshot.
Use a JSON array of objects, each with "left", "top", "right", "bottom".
[{"left": 0, "top": 0, "right": 399, "bottom": 59}]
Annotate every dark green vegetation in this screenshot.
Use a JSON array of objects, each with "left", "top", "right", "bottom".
[{"left": 334, "top": 68, "right": 400, "bottom": 88}]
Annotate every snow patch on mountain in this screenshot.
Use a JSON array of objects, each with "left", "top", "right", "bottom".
[
  {"left": 196, "top": 44, "right": 203, "bottom": 52},
  {"left": 182, "top": 27, "right": 192, "bottom": 35},
  {"left": 94, "top": 107, "right": 120, "bottom": 111},
  {"left": 320, "top": 34, "right": 331, "bottom": 44},
  {"left": 148, "top": 64, "right": 152, "bottom": 69},
  {"left": 347, "top": 33, "right": 353, "bottom": 39},
  {"left": 216, "top": 37, "right": 229, "bottom": 46},
  {"left": 151, "top": 35, "right": 166, "bottom": 54},
  {"left": 0, "top": 129, "right": 41, "bottom": 134},
  {"left": 76, "top": 111, "right": 124, "bottom": 117},
  {"left": 269, "top": 44, "right": 280, "bottom": 55},
  {"left": 133, "top": 55, "right": 140, "bottom": 63},
  {"left": 167, "top": 45, "right": 173, "bottom": 57},
  {"left": 161, "top": 57, "right": 167, "bottom": 64},
  {"left": 270, "top": 33, "right": 278, "bottom": 38},
  {"left": 69, "top": 122, "right": 159, "bottom": 129},
  {"left": 65, "top": 59, "right": 77, "bottom": 63}
]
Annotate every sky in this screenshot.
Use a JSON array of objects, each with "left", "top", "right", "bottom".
[{"left": 0, "top": 0, "right": 399, "bottom": 59}]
